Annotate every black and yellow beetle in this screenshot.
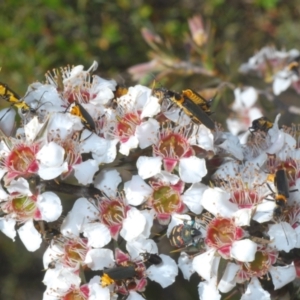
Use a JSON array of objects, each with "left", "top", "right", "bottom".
[
  {"left": 155, "top": 87, "right": 215, "bottom": 130},
  {"left": 0, "top": 82, "right": 51, "bottom": 118},
  {"left": 101, "top": 266, "right": 137, "bottom": 287},
  {"left": 265, "top": 169, "right": 298, "bottom": 218},
  {"left": 0, "top": 82, "right": 32, "bottom": 114},
  {"left": 265, "top": 169, "right": 297, "bottom": 218},
  {"left": 0, "top": 82, "right": 21, "bottom": 103},
  {"left": 181, "top": 89, "right": 213, "bottom": 115},
  {"left": 69, "top": 102, "right": 96, "bottom": 132}
]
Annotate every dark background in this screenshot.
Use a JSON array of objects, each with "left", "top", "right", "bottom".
[{"left": 1, "top": 1, "right": 300, "bottom": 299}]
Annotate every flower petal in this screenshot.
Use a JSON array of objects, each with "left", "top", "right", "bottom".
[
  {"left": 83, "top": 222, "right": 111, "bottom": 248},
  {"left": 7, "top": 177, "right": 32, "bottom": 196},
  {"left": 119, "top": 135, "right": 139, "bottom": 156},
  {"left": 178, "top": 252, "right": 194, "bottom": 280},
  {"left": 135, "top": 119, "right": 159, "bottom": 149},
  {"left": 269, "top": 263, "right": 296, "bottom": 290},
  {"left": 85, "top": 248, "right": 114, "bottom": 271},
  {"left": 179, "top": 156, "right": 207, "bottom": 183},
  {"left": 120, "top": 207, "right": 146, "bottom": 241},
  {"left": 182, "top": 183, "right": 207, "bottom": 214},
  {"left": 240, "top": 277, "right": 271, "bottom": 300},
  {"left": 137, "top": 156, "right": 162, "bottom": 179},
  {"left": 18, "top": 220, "right": 42, "bottom": 252},
  {"left": 268, "top": 222, "right": 297, "bottom": 252},
  {"left": 0, "top": 217, "right": 16, "bottom": 240},
  {"left": 198, "top": 278, "right": 221, "bottom": 300},
  {"left": 61, "top": 198, "right": 98, "bottom": 237},
  {"left": 230, "top": 239, "right": 257, "bottom": 262},
  {"left": 146, "top": 254, "right": 178, "bottom": 288},
  {"left": 201, "top": 187, "right": 238, "bottom": 217},
  {"left": 73, "top": 159, "right": 99, "bottom": 185},
  {"left": 124, "top": 175, "right": 152, "bottom": 206},
  {"left": 37, "top": 192, "right": 62, "bottom": 222},
  {"left": 193, "top": 248, "right": 217, "bottom": 281},
  {"left": 94, "top": 169, "right": 122, "bottom": 198}
]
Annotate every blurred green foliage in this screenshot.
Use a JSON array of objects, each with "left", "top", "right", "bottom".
[
  {"left": 1, "top": 1, "right": 300, "bottom": 299},
  {"left": 1, "top": 0, "right": 299, "bottom": 91}
]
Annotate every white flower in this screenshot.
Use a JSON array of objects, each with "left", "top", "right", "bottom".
[
  {"left": 43, "top": 266, "right": 81, "bottom": 297},
  {"left": 114, "top": 85, "right": 161, "bottom": 155},
  {"left": 232, "top": 87, "right": 258, "bottom": 111},
  {"left": 90, "top": 75, "right": 117, "bottom": 105},
  {"left": 193, "top": 250, "right": 240, "bottom": 294},
  {"left": 0, "top": 186, "right": 62, "bottom": 251},
  {"left": 119, "top": 85, "right": 161, "bottom": 118},
  {"left": 47, "top": 112, "right": 83, "bottom": 140},
  {"left": 80, "top": 133, "right": 118, "bottom": 164}
]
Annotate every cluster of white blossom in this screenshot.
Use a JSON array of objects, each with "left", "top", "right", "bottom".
[{"left": 0, "top": 50, "right": 300, "bottom": 300}]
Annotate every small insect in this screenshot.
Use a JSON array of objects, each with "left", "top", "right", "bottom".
[
  {"left": 266, "top": 169, "right": 297, "bottom": 217},
  {"left": 155, "top": 88, "right": 215, "bottom": 130},
  {"left": 101, "top": 273, "right": 116, "bottom": 287},
  {"left": 249, "top": 117, "right": 273, "bottom": 133},
  {"left": 0, "top": 82, "right": 50, "bottom": 118},
  {"left": 169, "top": 220, "right": 202, "bottom": 248},
  {"left": 287, "top": 56, "right": 300, "bottom": 76},
  {"left": 114, "top": 85, "right": 128, "bottom": 98},
  {"left": 287, "top": 61, "right": 300, "bottom": 76},
  {"left": 0, "top": 82, "right": 32, "bottom": 114},
  {"left": 250, "top": 236, "right": 273, "bottom": 245},
  {"left": 275, "top": 56, "right": 300, "bottom": 82},
  {"left": 69, "top": 102, "right": 96, "bottom": 132},
  {"left": 273, "top": 169, "right": 291, "bottom": 217},
  {"left": 34, "top": 220, "right": 61, "bottom": 243},
  {"left": 101, "top": 266, "right": 137, "bottom": 287},
  {"left": 0, "top": 81, "right": 21, "bottom": 104},
  {"left": 48, "top": 261, "right": 57, "bottom": 269},
  {"left": 181, "top": 89, "right": 213, "bottom": 115},
  {"left": 140, "top": 252, "right": 162, "bottom": 265}
]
